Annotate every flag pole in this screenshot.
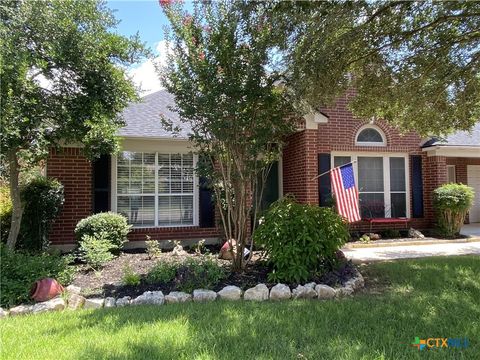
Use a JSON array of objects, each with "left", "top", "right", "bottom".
[{"left": 311, "top": 160, "right": 357, "bottom": 181}]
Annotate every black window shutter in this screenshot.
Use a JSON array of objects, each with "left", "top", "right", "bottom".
[
  {"left": 199, "top": 176, "right": 215, "bottom": 227},
  {"left": 411, "top": 155, "right": 424, "bottom": 218},
  {"left": 318, "top": 153, "right": 332, "bottom": 207},
  {"left": 92, "top": 154, "right": 110, "bottom": 213}
]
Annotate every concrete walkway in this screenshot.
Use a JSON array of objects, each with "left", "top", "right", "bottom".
[
  {"left": 343, "top": 241, "right": 480, "bottom": 263},
  {"left": 461, "top": 223, "right": 480, "bottom": 238}
]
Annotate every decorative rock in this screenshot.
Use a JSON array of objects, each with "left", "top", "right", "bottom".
[
  {"left": 0, "top": 308, "right": 8, "bottom": 318},
  {"left": 409, "top": 228, "right": 425, "bottom": 239},
  {"left": 67, "top": 293, "right": 86, "bottom": 310},
  {"left": 345, "top": 272, "right": 365, "bottom": 290},
  {"left": 336, "top": 286, "right": 354, "bottom": 297},
  {"left": 165, "top": 292, "right": 192, "bottom": 304},
  {"left": 244, "top": 284, "right": 269, "bottom": 301},
  {"left": 132, "top": 291, "right": 165, "bottom": 306},
  {"left": 172, "top": 244, "right": 187, "bottom": 257},
  {"left": 366, "top": 233, "right": 381, "bottom": 240},
  {"left": 32, "top": 297, "right": 65, "bottom": 313},
  {"left": 292, "top": 285, "right": 317, "bottom": 299},
  {"left": 83, "top": 298, "right": 104, "bottom": 309},
  {"left": 304, "top": 282, "right": 316, "bottom": 290},
  {"left": 315, "top": 285, "right": 336, "bottom": 300},
  {"left": 104, "top": 297, "right": 116, "bottom": 308},
  {"left": 9, "top": 304, "right": 34, "bottom": 316},
  {"left": 193, "top": 289, "right": 217, "bottom": 302},
  {"left": 66, "top": 285, "right": 82, "bottom": 295},
  {"left": 116, "top": 296, "right": 131, "bottom": 307},
  {"left": 217, "top": 286, "right": 242, "bottom": 300},
  {"left": 269, "top": 283, "right": 291, "bottom": 300}
]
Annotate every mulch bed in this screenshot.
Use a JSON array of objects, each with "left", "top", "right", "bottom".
[{"left": 72, "top": 247, "right": 358, "bottom": 298}]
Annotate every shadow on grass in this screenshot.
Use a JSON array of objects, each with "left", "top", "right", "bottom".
[{"left": 4, "top": 256, "right": 479, "bottom": 360}]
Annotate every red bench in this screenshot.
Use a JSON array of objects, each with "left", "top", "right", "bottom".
[{"left": 365, "top": 217, "right": 410, "bottom": 233}]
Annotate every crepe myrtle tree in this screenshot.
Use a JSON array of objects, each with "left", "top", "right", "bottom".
[
  {"left": 159, "top": 1, "right": 297, "bottom": 270},
  {"left": 0, "top": 0, "right": 148, "bottom": 249},
  {"left": 269, "top": 0, "right": 480, "bottom": 136}
]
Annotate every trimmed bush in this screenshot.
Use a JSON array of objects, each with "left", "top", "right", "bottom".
[
  {"left": 253, "top": 197, "right": 350, "bottom": 283},
  {"left": 146, "top": 262, "right": 177, "bottom": 284},
  {"left": 78, "top": 234, "right": 115, "bottom": 270},
  {"left": 176, "top": 257, "right": 227, "bottom": 293},
  {"left": 18, "top": 176, "right": 64, "bottom": 251},
  {"left": 0, "top": 185, "right": 12, "bottom": 243},
  {"left": 0, "top": 244, "right": 75, "bottom": 307},
  {"left": 433, "top": 183, "right": 475, "bottom": 237},
  {"left": 75, "top": 212, "right": 131, "bottom": 250}
]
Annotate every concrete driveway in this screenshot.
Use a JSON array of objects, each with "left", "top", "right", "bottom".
[{"left": 342, "top": 241, "right": 480, "bottom": 263}]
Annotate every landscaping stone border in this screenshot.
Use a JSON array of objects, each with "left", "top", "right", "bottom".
[{"left": 0, "top": 270, "right": 364, "bottom": 318}]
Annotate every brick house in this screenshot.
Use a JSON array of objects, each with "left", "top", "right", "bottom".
[{"left": 47, "top": 90, "right": 480, "bottom": 249}]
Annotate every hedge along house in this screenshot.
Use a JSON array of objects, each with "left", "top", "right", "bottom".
[{"left": 47, "top": 90, "right": 480, "bottom": 249}]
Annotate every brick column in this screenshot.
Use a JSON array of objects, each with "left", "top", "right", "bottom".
[
  {"left": 282, "top": 129, "right": 319, "bottom": 205},
  {"left": 47, "top": 148, "right": 92, "bottom": 245},
  {"left": 423, "top": 155, "right": 447, "bottom": 225}
]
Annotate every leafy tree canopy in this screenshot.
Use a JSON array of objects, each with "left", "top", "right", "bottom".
[
  {"left": 269, "top": 0, "right": 480, "bottom": 136},
  {"left": 0, "top": 0, "right": 148, "bottom": 249},
  {"left": 160, "top": 0, "right": 296, "bottom": 270},
  {"left": 1, "top": 0, "right": 147, "bottom": 164}
]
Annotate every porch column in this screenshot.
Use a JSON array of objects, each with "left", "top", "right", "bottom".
[
  {"left": 282, "top": 129, "right": 319, "bottom": 205},
  {"left": 423, "top": 155, "right": 447, "bottom": 224}
]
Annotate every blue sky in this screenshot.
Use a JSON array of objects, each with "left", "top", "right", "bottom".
[
  {"left": 107, "top": 0, "right": 168, "bottom": 52},
  {"left": 106, "top": 1, "right": 194, "bottom": 95}
]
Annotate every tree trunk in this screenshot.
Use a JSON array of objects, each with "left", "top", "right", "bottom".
[{"left": 6, "top": 150, "right": 23, "bottom": 250}]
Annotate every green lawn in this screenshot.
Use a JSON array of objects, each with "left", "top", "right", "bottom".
[{"left": 1, "top": 256, "right": 479, "bottom": 360}]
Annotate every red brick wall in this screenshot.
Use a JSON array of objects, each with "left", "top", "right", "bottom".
[
  {"left": 47, "top": 148, "right": 93, "bottom": 245},
  {"left": 446, "top": 157, "right": 480, "bottom": 184},
  {"left": 47, "top": 147, "right": 220, "bottom": 246},
  {"left": 283, "top": 129, "right": 319, "bottom": 204},
  {"left": 282, "top": 91, "right": 443, "bottom": 231}
]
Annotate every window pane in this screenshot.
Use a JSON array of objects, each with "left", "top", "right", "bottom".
[
  {"left": 447, "top": 166, "right": 456, "bottom": 183},
  {"left": 358, "top": 157, "right": 384, "bottom": 192},
  {"left": 357, "top": 128, "right": 383, "bottom": 143},
  {"left": 359, "top": 193, "right": 385, "bottom": 218},
  {"left": 182, "top": 196, "right": 194, "bottom": 224},
  {"left": 390, "top": 157, "right": 406, "bottom": 191},
  {"left": 117, "top": 196, "right": 154, "bottom": 226},
  {"left": 158, "top": 196, "right": 170, "bottom": 225},
  {"left": 391, "top": 193, "right": 406, "bottom": 217},
  {"left": 334, "top": 156, "right": 351, "bottom": 168}
]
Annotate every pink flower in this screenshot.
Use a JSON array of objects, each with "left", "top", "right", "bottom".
[{"left": 159, "top": 0, "right": 173, "bottom": 7}]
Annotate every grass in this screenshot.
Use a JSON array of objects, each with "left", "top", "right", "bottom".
[{"left": 1, "top": 256, "right": 479, "bottom": 360}]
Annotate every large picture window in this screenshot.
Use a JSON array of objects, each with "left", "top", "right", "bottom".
[
  {"left": 332, "top": 154, "right": 408, "bottom": 218},
  {"left": 115, "top": 151, "right": 196, "bottom": 227}
]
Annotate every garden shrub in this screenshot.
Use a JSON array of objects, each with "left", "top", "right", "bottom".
[
  {"left": 146, "top": 262, "right": 177, "bottom": 284},
  {"left": 78, "top": 234, "right": 115, "bottom": 270},
  {"left": 176, "top": 257, "right": 227, "bottom": 293},
  {"left": 0, "top": 244, "right": 75, "bottom": 307},
  {"left": 0, "top": 185, "right": 12, "bottom": 243},
  {"left": 75, "top": 212, "right": 131, "bottom": 251},
  {"left": 433, "top": 183, "right": 475, "bottom": 237},
  {"left": 253, "top": 197, "right": 350, "bottom": 283},
  {"left": 145, "top": 235, "right": 162, "bottom": 259},
  {"left": 18, "top": 176, "right": 64, "bottom": 251},
  {"left": 122, "top": 265, "right": 141, "bottom": 286}
]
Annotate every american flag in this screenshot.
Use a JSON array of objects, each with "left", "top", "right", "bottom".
[{"left": 330, "top": 163, "right": 361, "bottom": 223}]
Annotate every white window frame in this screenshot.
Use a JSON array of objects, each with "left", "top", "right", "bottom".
[
  {"left": 331, "top": 152, "right": 410, "bottom": 218},
  {"left": 111, "top": 150, "right": 199, "bottom": 228},
  {"left": 355, "top": 124, "right": 387, "bottom": 147},
  {"left": 447, "top": 165, "right": 456, "bottom": 183}
]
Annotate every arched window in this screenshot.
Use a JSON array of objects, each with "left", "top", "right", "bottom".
[{"left": 356, "top": 126, "right": 386, "bottom": 146}]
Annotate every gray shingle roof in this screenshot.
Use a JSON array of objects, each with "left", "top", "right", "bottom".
[
  {"left": 422, "top": 122, "right": 480, "bottom": 148},
  {"left": 118, "top": 90, "right": 190, "bottom": 139}
]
